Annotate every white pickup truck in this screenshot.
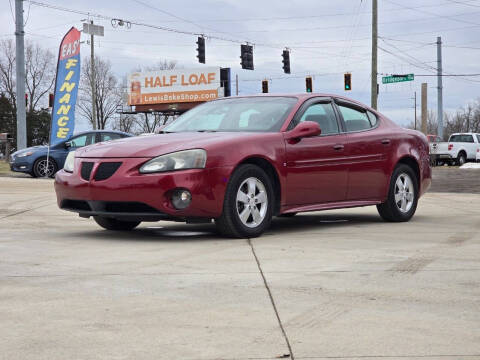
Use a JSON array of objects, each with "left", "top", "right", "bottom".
[{"left": 430, "top": 133, "right": 480, "bottom": 165}]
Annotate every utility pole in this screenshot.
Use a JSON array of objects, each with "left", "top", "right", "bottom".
[
  {"left": 371, "top": 0, "right": 378, "bottom": 110},
  {"left": 236, "top": 74, "right": 239, "bottom": 96},
  {"left": 90, "top": 20, "right": 97, "bottom": 130},
  {"left": 421, "top": 83, "right": 428, "bottom": 135},
  {"left": 437, "top": 36, "right": 443, "bottom": 139},
  {"left": 413, "top": 91, "right": 417, "bottom": 130},
  {"left": 15, "top": 0, "right": 26, "bottom": 150}
]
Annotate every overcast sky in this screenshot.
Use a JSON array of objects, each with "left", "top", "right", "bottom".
[{"left": 1, "top": 0, "right": 480, "bottom": 129}]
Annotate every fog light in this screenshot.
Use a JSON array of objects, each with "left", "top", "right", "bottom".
[{"left": 171, "top": 189, "right": 192, "bottom": 210}]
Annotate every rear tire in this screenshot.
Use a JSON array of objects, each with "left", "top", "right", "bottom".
[
  {"left": 377, "top": 164, "right": 419, "bottom": 222},
  {"left": 93, "top": 216, "right": 140, "bottom": 231},
  {"left": 456, "top": 152, "right": 466, "bottom": 166},
  {"left": 215, "top": 164, "right": 273, "bottom": 238}
]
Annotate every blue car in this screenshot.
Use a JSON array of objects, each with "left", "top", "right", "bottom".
[{"left": 9, "top": 130, "right": 132, "bottom": 178}]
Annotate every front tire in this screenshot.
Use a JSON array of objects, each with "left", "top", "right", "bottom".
[
  {"left": 215, "top": 164, "right": 274, "bottom": 238},
  {"left": 377, "top": 164, "right": 419, "bottom": 222},
  {"left": 93, "top": 216, "right": 140, "bottom": 231},
  {"left": 33, "top": 157, "right": 58, "bottom": 178}
]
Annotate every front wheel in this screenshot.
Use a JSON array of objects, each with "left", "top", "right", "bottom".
[
  {"left": 215, "top": 164, "right": 273, "bottom": 238},
  {"left": 93, "top": 216, "right": 141, "bottom": 231},
  {"left": 377, "top": 164, "right": 419, "bottom": 222},
  {"left": 33, "top": 157, "right": 58, "bottom": 178}
]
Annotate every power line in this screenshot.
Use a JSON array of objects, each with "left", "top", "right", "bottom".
[{"left": 385, "top": 0, "right": 480, "bottom": 26}]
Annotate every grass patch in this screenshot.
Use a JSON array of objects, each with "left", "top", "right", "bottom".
[{"left": 0, "top": 161, "right": 14, "bottom": 176}]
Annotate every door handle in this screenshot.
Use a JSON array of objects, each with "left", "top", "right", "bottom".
[
  {"left": 381, "top": 139, "right": 391, "bottom": 145},
  {"left": 333, "top": 144, "right": 344, "bottom": 151}
]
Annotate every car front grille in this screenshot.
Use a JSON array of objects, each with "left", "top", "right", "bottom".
[
  {"left": 80, "top": 162, "right": 94, "bottom": 181},
  {"left": 94, "top": 162, "right": 122, "bottom": 181}
]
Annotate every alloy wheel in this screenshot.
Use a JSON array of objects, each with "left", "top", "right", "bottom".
[
  {"left": 394, "top": 173, "right": 414, "bottom": 213},
  {"left": 236, "top": 177, "right": 268, "bottom": 228},
  {"left": 36, "top": 159, "right": 55, "bottom": 177}
]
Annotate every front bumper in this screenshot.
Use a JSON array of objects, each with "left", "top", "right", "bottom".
[
  {"left": 54, "top": 157, "right": 233, "bottom": 221},
  {"left": 9, "top": 156, "right": 33, "bottom": 173}
]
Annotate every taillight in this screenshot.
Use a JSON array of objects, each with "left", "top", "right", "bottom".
[
  {"left": 477, "top": 148, "right": 480, "bottom": 153},
  {"left": 448, "top": 144, "right": 453, "bottom": 151}
]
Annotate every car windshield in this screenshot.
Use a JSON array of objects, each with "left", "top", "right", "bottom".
[{"left": 163, "top": 97, "right": 297, "bottom": 133}]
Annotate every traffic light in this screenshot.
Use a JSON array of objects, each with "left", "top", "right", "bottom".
[
  {"left": 305, "top": 77, "right": 313, "bottom": 93},
  {"left": 240, "top": 44, "right": 254, "bottom": 70},
  {"left": 262, "top": 80, "right": 268, "bottom": 93},
  {"left": 282, "top": 49, "right": 290, "bottom": 74},
  {"left": 196, "top": 36, "right": 205, "bottom": 64},
  {"left": 48, "top": 93, "right": 54, "bottom": 108},
  {"left": 25, "top": 93, "right": 28, "bottom": 107},
  {"left": 344, "top": 73, "right": 352, "bottom": 91}
]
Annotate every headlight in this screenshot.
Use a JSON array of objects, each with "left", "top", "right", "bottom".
[
  {"left": 16, "top": 151, "right": 33, "bottom": 158},
  {"left": 63, "top": 151, "right": 75, "bottom": 173},
  {"left": 139, "top": 149, "right": 207, "bottom": 174}
]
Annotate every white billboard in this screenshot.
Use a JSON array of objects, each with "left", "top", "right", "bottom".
[{"left": 128, "top": 67, "right": 222, "bottom": 105}]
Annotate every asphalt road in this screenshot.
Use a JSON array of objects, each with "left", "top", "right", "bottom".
[{"left": 1, "top": 177, "right": 479, "bottom": 360}]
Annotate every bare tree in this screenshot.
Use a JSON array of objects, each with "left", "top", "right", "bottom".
[
  {"left": 25, "top": 41, "right": 55, "bottom": 113},
  {"left": 0, "top": 39, "right": 17, "bottom": 113},
  {"left": 78, "top": 56, "right": 120, "bottom": 130},
  {"left": 112, "top": 113, "right": 137, "bottom": 133}
]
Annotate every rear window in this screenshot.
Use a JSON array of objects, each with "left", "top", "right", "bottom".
[
  {"left": 477, "top": 134, "right": 480, "bottom": 143},
  {"left": 449, "top": 134, "right": 474, "bottom": 143}
]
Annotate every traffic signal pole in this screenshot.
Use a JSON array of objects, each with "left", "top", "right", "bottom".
[
  {"left": 437, "top": 36, "right": 443, "bottom": 139},
  {"left": 15, "top": 0, "right": 27, "bottom": 150},
  {"left": 90, "top": 20, "right": 97, "bottom": 130},
  {"left": 371, "top": 0, "right": 378, "bottom": 110}
]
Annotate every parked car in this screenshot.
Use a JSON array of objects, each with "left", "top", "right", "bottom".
[
  {"left": 55, "top": 94, "right": 432, "bottom": 238},
  {"left": 430, "top": 132, "right": 480, "bottom": 166},
  {"left": 9, "top": 130, "right": 132, "bottom": 178}
]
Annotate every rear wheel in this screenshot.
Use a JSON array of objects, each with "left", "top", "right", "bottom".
[
  {"left": 377, "top": 164, "right": 418, "bottom": 222},
  {"left": 215, "top": 164, "right": 273, "bottom": 238},
  {"left": 457, "top": 152, "right": 466, "bottom": 166},
  {"left": 93, "top": 216, "right": 141, "bottom": 231}
]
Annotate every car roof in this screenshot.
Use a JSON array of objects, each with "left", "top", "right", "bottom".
[{"left": 213, "top": 93, "right": 378, "bottom": 113}]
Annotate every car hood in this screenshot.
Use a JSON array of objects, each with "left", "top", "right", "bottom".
[
  {"left": 74, "top": 132, "right": 267, "bottom": 158},
  {"left": 12, "top": 145, "right": 47, "bottom": 156}
]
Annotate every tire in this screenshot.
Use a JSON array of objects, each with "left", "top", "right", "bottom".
[
  {"left": 377, "top": 164, "right": 419, "bottom": 222},
  {"left": 93, "top": 216, "right": 141, "bottom": 231},
  {"left": 456, "top": 152, "right": 466, "bottom": 166},
  {"left": 278, "top": 212, "right": 297, "bottom": 218},
  {"left": 215, "top": 164, "right": 274, "bottom": 238},
  {"left": 33, "top": 157, "right": 58, "bottom": 178}
]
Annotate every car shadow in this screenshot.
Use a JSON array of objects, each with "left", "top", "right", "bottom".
[{"left": 67, "top": 212, "right": 390, "bottom": 243}]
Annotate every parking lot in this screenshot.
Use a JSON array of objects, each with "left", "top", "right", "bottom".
[{"left": 1, "top": 176, "right": 479, "bottom": 360}]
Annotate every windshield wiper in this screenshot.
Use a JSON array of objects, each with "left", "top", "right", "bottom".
[{"left": 196, "top": 130, "right": 217, "bottom": 133}]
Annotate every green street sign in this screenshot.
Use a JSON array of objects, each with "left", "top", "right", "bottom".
[{"left": 382, "top": 74, "right": 414, "bottom": 84}]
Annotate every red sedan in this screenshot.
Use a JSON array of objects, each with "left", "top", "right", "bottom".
[{"left": 55, "top": 94, "right": 431, "bottom": 238}]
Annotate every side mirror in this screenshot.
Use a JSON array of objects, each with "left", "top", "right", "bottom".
[
  {"left": 284, "top": 121, "right": 321, "bottom": 141},
  {"left": 64, "top": 141, "right": 72, "bottom": 149}
]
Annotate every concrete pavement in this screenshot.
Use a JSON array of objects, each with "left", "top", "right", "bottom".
[{"left": 0, "top": 177, "right": 479, "bottom": 360}]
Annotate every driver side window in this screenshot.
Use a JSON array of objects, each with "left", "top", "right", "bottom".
[
  {"left": 69, "top": 134, "right": 94, "bottom": 148},
  {"left": 299, "top": 103, "right": 339, "bottom": 135}
]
